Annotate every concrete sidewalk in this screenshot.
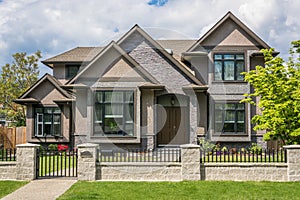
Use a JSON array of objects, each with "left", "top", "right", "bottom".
[{"left": 2, "top": 178, "right": 77, "bottom": 200}]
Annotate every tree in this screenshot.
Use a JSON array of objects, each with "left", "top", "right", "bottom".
[
  {"left": 0, "top": 51, "right": 41, "bottom": 126},
  {"left": 242, "top": 41, "right": 300, "bottom": 145}
]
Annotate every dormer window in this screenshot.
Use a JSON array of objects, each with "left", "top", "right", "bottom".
[
  {"left": 66, "top": 64, "right": 80, "bottom": 79},
  {"left": 214, "top": 54, "right": 244, "bottom": 81}
]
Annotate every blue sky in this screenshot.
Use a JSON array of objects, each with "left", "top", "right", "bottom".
[{"left": 0, "top": 0, "right": 299, "bottom": 76}]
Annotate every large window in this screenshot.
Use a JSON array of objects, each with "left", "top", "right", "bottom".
[
  {"left": 214, "top": 54, "right": 245, "bottom": 81},
  {"left": 66, "top": 64, "right": 80, "bottom": 79},
  {"left": 35, "top": 107, "right": 61, "bottom": 137},
  {"left": 214, "top": 103, "right": 245, "bottom": 134},
  {"left": 94, "top": 91, "right": 134, "bottom": 136}
]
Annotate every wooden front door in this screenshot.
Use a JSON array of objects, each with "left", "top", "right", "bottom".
[{"left": 157, "top": 106, "right": 188, "bottom": 145}]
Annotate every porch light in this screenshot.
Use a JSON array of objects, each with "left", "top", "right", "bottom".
[{"left": 171, "top": 96, "right": 175, "bottom": 106}]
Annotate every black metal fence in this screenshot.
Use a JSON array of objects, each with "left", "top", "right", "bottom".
[
  {"left": 200, "top": 148, "right": 286, "bottom": 163},
  {"left": 99, "top": 148, "right": 181, "bottom": 162},
  {"left": 36, "top": 148, "right": 78, "bottom": 178},
  {"left": 0, "top": 148, "right": 16, "bottom": 161}
]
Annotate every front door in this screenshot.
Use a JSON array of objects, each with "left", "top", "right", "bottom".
[{"left": 157, "top": 106, "right": 189, "bottom": 145}]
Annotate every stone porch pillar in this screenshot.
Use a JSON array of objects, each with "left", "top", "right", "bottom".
[
  {"left": 77, "top": 143, "right": 99, "bottom": 181},
  {"left": 16, "top": 143, "right": 40, "bottom": 180},
  {"left": 284, "top": 145, "right": 300, "bottom": 181},
  {"left": 181, "top": 144, "right": 201, "bottom": 180}
]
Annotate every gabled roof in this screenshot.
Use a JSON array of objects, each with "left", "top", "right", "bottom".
[
  {"left": 17, "top": 73, "right": 72, "bottom": 101},
  {"left": 187, "top": 11, "right": 270, "bottom": 52},
  {"left": 42, "top": 47, "right": 103, "bottom": 68},
  {"left": 67, "top": 41, "right": 159, "bottom": 85},
  {"left": 117, "top": 25, "right": 204, "bottom": 86}
]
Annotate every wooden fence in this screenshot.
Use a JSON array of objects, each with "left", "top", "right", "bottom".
[{"left": 0, "top": 126, "right": 26, "bottom": 149}]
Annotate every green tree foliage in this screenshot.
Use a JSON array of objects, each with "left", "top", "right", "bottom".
[
  {"left": 0, "top": 51, "right": 41, "bottom": 126},
  {"left": 242, "top": 41, "right": 300, "bottom": 145}
]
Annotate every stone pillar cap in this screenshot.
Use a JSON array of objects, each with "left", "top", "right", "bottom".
[
  {"left": 180, "top": 144, "right": 200, "bottom": 149},
  {"left": 77, "top": 143, "right": 99, "bottom": 148},
  {"left": 283, "top": 145, "right": 300, "bottom": 149},
  {"left": 16, "top": 143, "right": 40, "bottom": 148}
]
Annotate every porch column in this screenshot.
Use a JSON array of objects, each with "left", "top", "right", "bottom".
[
  {"left": 77, "top": 143, "right": 99, "bottom": 181},
  {"left": 141, "top": 90, "right": 155, "bottom": 149},
  {"left": 181, "top": 144, "right": 201, "bottom": 180},
  {"left": 284, "top": 145, "right": 300, "bottom": 181},
  {"left": 16, "top": 143, "right": 40, "bottom": 180}
]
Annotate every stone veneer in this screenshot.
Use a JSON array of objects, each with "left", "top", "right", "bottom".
[
  {"left": 0, "top": 162, "right": 17, "bottom": 180},
  {"left": 202, "top": 163, "right": 288, "bottom": 181},
  {"left": 181, "top": 144, "right": 201, "bottom": 180},
  {"left": 16, "top": 143, "right": 39, "bottom": 180},
  {"left": 98, "top": 163, "right": 181, "bottom": 181},
  {"left": 77, "top": 143, "right": 99, "bottom": 181},
  {"left": 284, "top": 145, "right": 300, "bottom": 181}
]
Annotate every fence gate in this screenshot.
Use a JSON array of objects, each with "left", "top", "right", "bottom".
[{"left": 36, "top": 148, "right": 78, "bottom": 178}]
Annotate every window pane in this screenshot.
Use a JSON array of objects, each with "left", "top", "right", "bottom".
[
  {"left": 67, "top": 65, "right": 79, "bottom": 78},
  {"left": 125, "top": 92, "right": 134, "bottom": 103},
  {"left": 37, "top": 124, "right": 43, "bottom": 136},
  {"left": 95, "top": 104, "right": 102, "bottom": 122},
  {"left": 125, "top": 104, "right": 134, "bottom": 123},
  {"left": 53, "top": 114, "right": 60, "bottom": 124},
  {"left": 35, "top": 108, "right": 43, "bottom": 113},
  {"left": 215, "top": 123, "right": 223, "bottom": 132},
  {"left": 104, "top": 92, "right": 112, "bottom": 102},
  {"left": 224, "top": 54, "right": 234, "bottom": 60},
  {"left": 214, "top": 54, "right": 222, "bottom": 60},
  {"left": 215, "top": 104, "right": 223, "bottom": 110},
  {"left": 53, "top": 124, "right": 61, "bottom": 135},
  {"left": 223, "top": 123, "right": 234, "bottom": 132},
  {"left": 236, "top": 104, "right": 245, "bottom": 110},
  {"left": 53, "top": 108, "right": 61, "bottom": 114},
  {"left": 225, "top": 111, "right": 235, "bottom": 122},
  {"left": 237, "top": 111, "right": 245, "bottom": 122},
  {"left": 110, "top": 104, "right": 123, "bottom": 116},
  {"left": 111, "top": 92, "right": 123, "bottom": 102},
  {"left": 214, "top": 61, "right": 222, "bottom": 80},
  {"left": 224, "top": 61, "right": 234, "bottom": 80},
  {"left": 44, "top": 108, "right": 53, "bottom": 114},
  {"left": 225, "top": 104, "right": 235, "bottom": 110},
  {"left": 237, "top": 123, "right": 245, "bottom": 132},
  {"left": 95, "top": 92, "right": 103, "bottom": 103},
  {"left": 214, "top": 110, "right": 223, "bottom": 122},
  {"left": 236, "top": 54, "right": 244, "bottom": 60},
  {"left": 236, "top": 61, "right": 244, "bottom": 80},
  {"left": 44, "top": 124, "right": 52, "bottom": 135},
  {"left": 44, "top": 114, "right": 52, "bottom": 123}
]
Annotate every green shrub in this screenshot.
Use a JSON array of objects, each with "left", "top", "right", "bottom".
[
  {"left": 48, "top": 144, "right": 58, "bottom": 151},
  {"left": 250, "top": 143, "right": 262, "bottom": 155}
]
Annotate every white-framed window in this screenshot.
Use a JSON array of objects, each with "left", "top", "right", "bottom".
[{"left": 34, "top": 107, "right": 61, "bottom": 137}]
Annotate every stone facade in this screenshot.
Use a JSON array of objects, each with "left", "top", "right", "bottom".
[
  {"left": 181, "top": 144, "right": 201, "bottom": 180},
  {"left": 98, "top": 163, "right": 181, "bottom": 181},
  {"left": 284, "top": 145, "right": 300, "bottom": 181},
  {"left": 77, "top": 143, "right": 99, "bottom": 181},
  {"left": 202, "top": 163, "right": 288, "bottom": 181},
  {"left": 16, "top": 143, "right": 39, "bottom": 180},
  {"left": 0, "top": 162, "right": 17, "bottom": 180}
]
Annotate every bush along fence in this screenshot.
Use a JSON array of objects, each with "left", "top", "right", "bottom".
[{"left": 0, "top": 143, "right": 300, "bottom": 181}]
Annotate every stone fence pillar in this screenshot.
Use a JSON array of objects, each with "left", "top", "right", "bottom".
[
  {"left": 16, "top": 143, "right": 40, "bottom": 180},
  {"left": 77, "top": 143, "right": 99, "bottom": 181},
  {"left": 181, "top": 144, "right": 201, "bottom": 181},
  {"left": 284, "top": 145, "right": 300, "bottom": 181}
]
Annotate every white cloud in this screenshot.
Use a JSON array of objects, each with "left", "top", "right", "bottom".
[{"left": 0, "top": 0, "right": 299, "bottom": 76}]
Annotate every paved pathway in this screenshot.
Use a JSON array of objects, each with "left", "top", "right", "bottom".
[{"left": 2, "top": 178, "right": 77, "bottom": 200}]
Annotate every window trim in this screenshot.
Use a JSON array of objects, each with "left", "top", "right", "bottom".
[
  {"left": 34, "top": 106, "right": 62, "bottom": 137},
  {"left": 93, "top": 90, "right": 135, "bottom": 137},
  {"left": 213, "top": 53, "right": 245, "bottom": 81},
  {"left": 213, "top": 101, "right": 246, "bottom": 135}
]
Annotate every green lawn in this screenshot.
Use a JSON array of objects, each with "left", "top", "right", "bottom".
[
  {"left": 58, "top": 181, "right": 300, "bottom": 200},
  {"left": 0, "top": 181, "right": 28, "bottom": 198}
]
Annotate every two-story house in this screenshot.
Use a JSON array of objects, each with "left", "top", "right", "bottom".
[{"left": 15, "top": 12, "right": 273, "bottom": 150}]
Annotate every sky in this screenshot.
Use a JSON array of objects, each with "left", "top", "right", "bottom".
[{"left": 0, "top": 0, "right": 299, "bottom": 76}]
